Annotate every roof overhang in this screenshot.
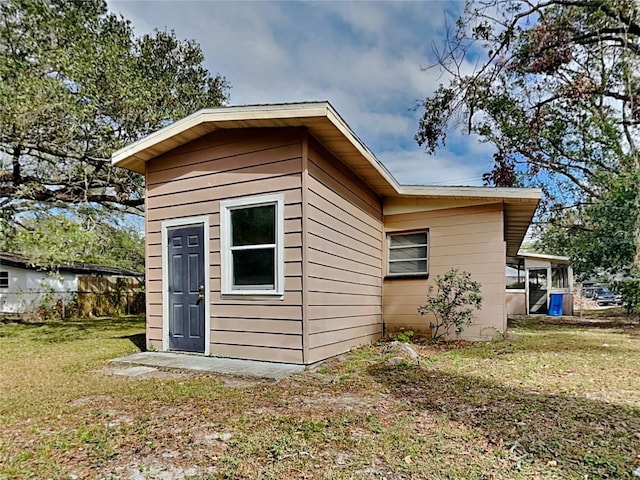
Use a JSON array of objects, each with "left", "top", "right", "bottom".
[
  {"left": 112, "top": 101, "right": 400, "bottom": 196},
  {"left": 0, "top": 252, "right": 143, "bottom": 277},
  {"left": 514, "top": 252, "right": 570, "bottom": 263},
  {"left": 112, "top": 102, "right": 541, "bottom": 256},
  {"left": 384, "top": 187, "right": 540, "bottom": 257}
]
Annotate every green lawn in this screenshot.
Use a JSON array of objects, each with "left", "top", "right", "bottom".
[{"left": 1, "top": 315, "right": 639, "bottom": 479}]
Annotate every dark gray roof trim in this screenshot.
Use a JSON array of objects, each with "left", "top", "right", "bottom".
[{"left": 0, "top": 252, "right": 143, "bottom": 277}]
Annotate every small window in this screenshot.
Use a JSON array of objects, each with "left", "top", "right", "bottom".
[
  {"left": 506, "top": 260, "right": 525, "bottom": 289},
  {"left": 387, "top": 231, "right": 428, "bottom": 276},
  {"left": 220, "top": 194, "right": 284, "bottom": 296},
  {"left": 552, "top": 266, "right": 568, "bottom": 288},
  {"left": 0, "top": 271, "right": 7, "bottom": 289}
]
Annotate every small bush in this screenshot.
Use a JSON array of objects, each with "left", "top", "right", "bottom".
[
  {"left": 392, "top": 328, "right": 415, "bottom": 343},
  {"left": 418, "top": 268, "right": 482, "bottom": 341}
]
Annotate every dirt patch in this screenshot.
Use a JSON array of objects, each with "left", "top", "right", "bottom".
[
  {"left": 218, "top": 376, "right": 263, "bottom": 388},
  {"left": 531, "top": 315, "right": 638, "bottom": 329},
  {"left": 68, "top": 395, "right": 111, "bottom": 407},
  {"left": 296, "top": 392, "right": 384, "bottom": 411},
  {"left": 107, "top": 458, "right": 217, "bottom": 480}
]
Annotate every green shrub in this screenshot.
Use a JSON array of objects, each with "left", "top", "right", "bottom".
[
  {"left": 392, "top": 328, "right": 415, "bottom": 343},
  {"left": 613, "top": 279, "right": 640, "bottom": 315},
  {"left": 418, "top": 268, "right": 483, "bottom": 341}
]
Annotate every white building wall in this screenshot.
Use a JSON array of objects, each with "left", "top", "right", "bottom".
[{"left": 0, "top": 265, "right": 78, "bottom": 314}]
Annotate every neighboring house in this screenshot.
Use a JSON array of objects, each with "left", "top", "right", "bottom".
[
  {"left": 505, "top": 252, "right": 574, "bottom": 316},
  {"left": 111, "top": 102, "right": 541, "bottom": 365},
  {"left": 0, "top": 252, "right": 142, "bottom": 314}
]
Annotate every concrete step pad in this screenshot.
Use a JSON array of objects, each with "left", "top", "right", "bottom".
[{"left": 110, "top": 351, "right": 304, "bottom": 380}]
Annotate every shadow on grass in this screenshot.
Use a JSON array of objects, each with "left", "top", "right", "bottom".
[
  {"left": 119, "top": 332, "right": 147, "bottom": 351},
  {"left": 368, "top": 363, "right": 639, "bottom": 479},
  {"left": 0, "top": 316, "right": 145, "bottom": 343},
  {"left": 509, "top": 315, "right": 639, "bottom": 331},
  {"left": 464, "top": 337, "right": 640, "bottom": 359}
]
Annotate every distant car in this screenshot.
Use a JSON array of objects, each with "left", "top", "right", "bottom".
[{"left": 582, "top": 285, "right": 617, "bottom": 306}]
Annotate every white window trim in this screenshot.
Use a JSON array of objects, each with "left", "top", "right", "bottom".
[
  {"left": 161, "top": 216, "right": 210, "bottom": 355},
  {"left": 386, "top": 230, "right": 429, "bottom": 277},
  {"left": 220, "top": 194, "right": 285, "bottom": 297}
]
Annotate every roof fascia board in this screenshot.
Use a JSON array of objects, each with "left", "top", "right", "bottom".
[
  {"left": 323, "top": 104, "right": 401, "bottom": 192},
  {"left": 111, "top": 101, "right": 542, "bottom": 205},
  {"left": 112, "top": 109, "right": 205, "bottom": 166},
  {"left": 517, "top": 252, "right": 570, "bottom": 262},
  {"left": 112, "top": 102, "right": 332, "bottom": 167},
  {"left": 1, "top": 254, "right": 141, "bottom": 276},
  {"left": 396, "top": 185, "right": 542, "bottom": 201}
]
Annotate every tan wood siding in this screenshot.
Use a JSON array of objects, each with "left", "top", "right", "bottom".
[
  {"left": 308, "top": 315, "right": 381, "bottom": 334},
  {"left": 210, "top": 344, "right": 303, "bottom": 364},
  {"left": 308, "top": 277, "right": 381, "bottom": 296},
  {"left": 383, "top": 204, "right": 507, "bottom": 340},
  {"left": 148, "top": 337, "right": 162, "bottom": 352},
  {"left": 307, "top": 332, "right": 380, "bottom": 364},
  {"left": 308, "top": 304, "right": 382, "bottom": 320},
  {"left": 145, "top": 128, "right": 305, "bottom": 362},
  {"left": 211, "top": 318, "right": 302, "bottom": 335},
  {"left": 305, "top": 137, "right": 384, "bottom": 362},
  {"left": 506, "top": 291, "right": 526, "bottom": 315},
  {"left": 147, "top": 128, "right": 302, "bottom": 175},
  {"left": 145, "top": 189, "right": 303, "bottom": 222},
  {"left": 308, "top": 324, "right": 381, "bottom": 349},
  {"left": 147, "top": 173, "right": 301, "bottom": 211}
]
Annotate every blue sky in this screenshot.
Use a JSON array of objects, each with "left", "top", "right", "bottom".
[{"left": 108, "top": 0, "right": 495, "bottom": 186}]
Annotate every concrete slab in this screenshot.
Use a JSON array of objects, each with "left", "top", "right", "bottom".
[
  {"left": 112, "top": 366, "right": 158, "bottom": 377},
  {"left": 110, "top": 352, "right": 305, "bottom": 380}
]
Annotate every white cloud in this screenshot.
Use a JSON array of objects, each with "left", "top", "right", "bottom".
[
  {"left": 107, "top": 0, "right": 493, "bottom": 184},
  {"left": 380, "top": 131, "right": 497, "bottom": 186},
  {"left": 380, "top": 148, "right": 479, "bottom": 186}
]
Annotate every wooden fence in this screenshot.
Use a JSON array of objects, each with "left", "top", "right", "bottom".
[{"left": 77, "top": 276, "right": 145, "bottom": 317}]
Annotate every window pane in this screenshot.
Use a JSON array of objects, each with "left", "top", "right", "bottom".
[
  {"left": 389, "top": 246, "right": 427, "bottom": 261},
  {"left": 552, "top": 267, "right": 567, "bottom": 288},
  {"left": 529, "top": 269, "right": 547, "bottom": 288},
  {"left": 0, "top": 271, "right": 7, "bottom": 288},
  {"left": 232, "top": 248, "right": 275, "bottom": 287},
  {"left": 389, "top": 260, "right": 427, "bottom": 274},
  {"left": 389, "top": 233, "right": 426, "bottom": 247},
  {"left": 506, "top": 263, "right": 524, "bottom": 289},
  {"left": 231, "top": 205, "right": 275, "bottom": 246}
]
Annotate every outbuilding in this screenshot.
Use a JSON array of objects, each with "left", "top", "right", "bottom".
[
  {"left": 505, "top": 252, "right": 574, "bottom": 316},
  {"left": 112, "top": 102, "right": 541, "bottom": 364},
  {"left": 0, "top": 252, "right": 142, "bottom": 315}
]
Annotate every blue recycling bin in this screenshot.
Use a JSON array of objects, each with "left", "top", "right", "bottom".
[{"left": 548, "top": 293, "right": 564, "bottom": 316}]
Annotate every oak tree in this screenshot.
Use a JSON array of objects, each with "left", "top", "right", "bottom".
[
  {"left": 417, "top": 0, "right": 640, "bottom": 277},
  {"left": 0, "top": 0, "right": 229, "bottom": 224},
  {"left": 4, "top": 212, "right": 145, "bottom": 272}
]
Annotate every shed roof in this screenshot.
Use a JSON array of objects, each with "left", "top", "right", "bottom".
[
  {"left": 0, "top": 252, "right": 143, "bottom": 277},
  {"left": 515, "top": 252, "right": 570, "bottom": 264},
  {"left": 111, "top": 101, "right": 541, "bottom": 256}
]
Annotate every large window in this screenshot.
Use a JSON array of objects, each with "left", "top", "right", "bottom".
[
  {"left": 387, "top": 231, "right": 428, "bottom": 276},
  {"left": 0, "top": 271, "right": 8, "bottom": 289},
  {"left": 220, "top": 194, "right": 284, "bottom": 296}
]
